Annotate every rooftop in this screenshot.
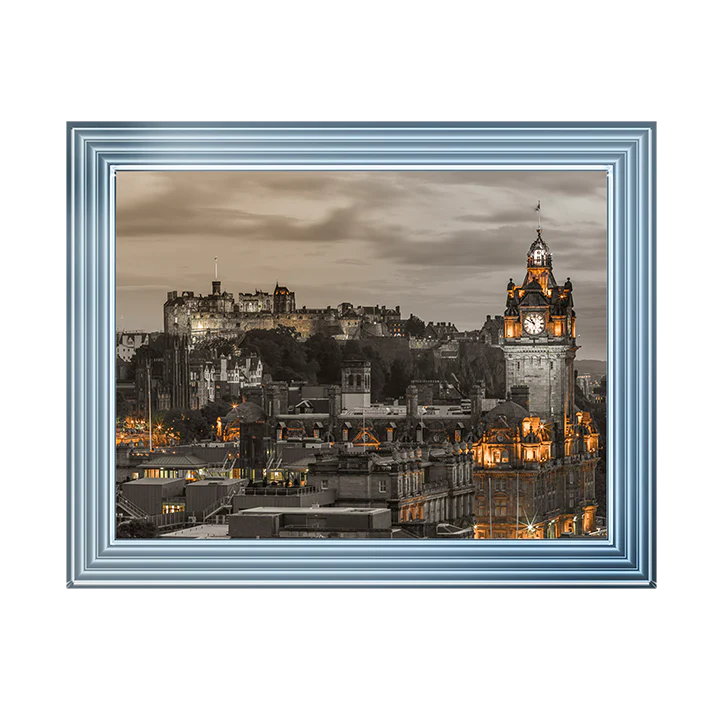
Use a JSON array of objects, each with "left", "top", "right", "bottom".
[
  {"left": 123, "top": 476, "right": 184, "bottom": 486},
  {"left": 233, "top": 506, "right": 389, "bottom": 516},
  {"left": 138, "top": 454, "right": 206, "bottom": 469},
  {"left": 161, "top": 524, "right": 230, "bottom": 539},
  {"left": 185, "top": 476, "right": 240, "bottom": 487}
]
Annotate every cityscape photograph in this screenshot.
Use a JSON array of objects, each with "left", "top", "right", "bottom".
[{"left": 115, "top": 170, "right": 607, "bottom": 540}]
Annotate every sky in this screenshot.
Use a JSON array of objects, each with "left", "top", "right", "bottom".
[{"left": 116, "top": 170, "right": 607, "bottom": 360}]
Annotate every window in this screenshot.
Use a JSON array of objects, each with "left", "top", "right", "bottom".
[
  {"left": 379, "top": 479, "right": 388, "bottom": 493},
  {"left": 494, "top": 498, "right": 507, "bottom": 517},
  {"left": 320, "top": 479, "right": 329, "bottom": 490}
]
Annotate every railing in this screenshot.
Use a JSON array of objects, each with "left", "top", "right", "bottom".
[
  {"left": 146, "top": 511, "right": 192, "bottom": 529},
  {"left": 201, "top": 490, "right": 237, "bottom": 521},
  {"left": 239, "top": 485, "right": 317, "bottom": 497},
  {"left": 116, "top": 490, "right": 149, "bottom": 519}
]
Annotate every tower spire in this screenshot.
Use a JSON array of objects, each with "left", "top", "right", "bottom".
[
  {"left": 214, "top": 256, "right": 218, "bottom": 280},
  {"left": 535, "top": 200, "right": 541, "bottom": 230}
]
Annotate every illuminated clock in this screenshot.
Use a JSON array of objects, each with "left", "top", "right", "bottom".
[{"left": 523, "top": 313, "right": 545, "bottom": 335}]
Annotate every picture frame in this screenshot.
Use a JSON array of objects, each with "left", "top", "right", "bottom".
[{"left": 67, "top": 121, "right": 655, "bottom": 587}]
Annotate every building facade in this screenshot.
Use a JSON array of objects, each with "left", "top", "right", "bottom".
[
  {"left": 472, "top": 228, "right": 600, "bottom": 539},
  {"left": 164, "top": 279, "right": 404, "bottom": 343}
]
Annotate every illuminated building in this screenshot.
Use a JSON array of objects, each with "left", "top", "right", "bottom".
[
  {"left": 472, "top": 227, "right": 600, "bottom": 539},
  {"left": 305, "top": 443, "right": 475, "bottom": 536},
  {"left": 273, "top": 282, "right": 296, "bottom": 314},
  {"left": 164, "top": 279, "right": 403, "bottom": 343}
]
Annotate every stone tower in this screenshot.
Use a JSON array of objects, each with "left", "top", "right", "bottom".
[
  {"left": 501, "top": 227, "right": 578, "bottom": 427},
  {"left": 341, "top": 359, "right": 371, "bottom": 409}
]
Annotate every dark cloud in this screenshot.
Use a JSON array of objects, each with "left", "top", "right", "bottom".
[{"left": 117, "top": 170, "right": 607, "bottom": 359}]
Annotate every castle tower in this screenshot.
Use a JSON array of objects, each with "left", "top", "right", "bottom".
[
  {"left": 341, "top": 359, "right": 371, "bottom": 409},
  {"left": 502, "top": 228, "right": 578, "bottom": 428},
  {"left": 273, "top": 282, "right": 296, "bottom": 314}
]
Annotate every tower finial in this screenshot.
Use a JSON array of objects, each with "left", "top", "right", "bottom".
[
  {"left": 214, "top": 256, "right": 218, "bottom": 280},
  {"left": 535, "top": 200, "right": 541, "bottom": 230}
]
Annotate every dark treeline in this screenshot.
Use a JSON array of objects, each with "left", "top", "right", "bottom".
[{"left": 124, "top": 329, "right": 506, "bottom": 442}]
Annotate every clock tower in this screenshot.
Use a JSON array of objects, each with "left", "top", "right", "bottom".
[{"left": 501, "top": 227, "right": 578, "bottom": 428}]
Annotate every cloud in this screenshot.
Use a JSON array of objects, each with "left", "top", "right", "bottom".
[{"left": 116, "top": 170, "right": 608, "bottom": 359}]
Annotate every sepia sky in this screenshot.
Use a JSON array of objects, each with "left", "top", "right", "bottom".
[{"left": 116, "top": 170, "right": 607, "bottom": 360}]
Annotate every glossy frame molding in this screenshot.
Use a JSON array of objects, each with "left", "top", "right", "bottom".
[{"left": 67, "top": 122, "right": 655, "bottom": 587}]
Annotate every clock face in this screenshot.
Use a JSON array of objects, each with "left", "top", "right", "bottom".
[{"left": 523, "top": 313, "right": 545, "bottom": 335}]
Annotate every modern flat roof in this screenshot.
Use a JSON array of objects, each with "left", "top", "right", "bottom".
[
  {"left": 161, "top": 524, "right": 230, "bottom": 539},
  {"left": 185, "top": 477, "right": 239, "bottom": 487},
  {"left": 233, "top": 506, "right": 388, "bottom": 516},
  {"left": 123, "top": 476, "right": 184, "bottom": 486}
]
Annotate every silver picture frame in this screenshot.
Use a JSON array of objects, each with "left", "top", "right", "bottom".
[{"left": 67, "top": 122, "right": 655, "bottom": 587}]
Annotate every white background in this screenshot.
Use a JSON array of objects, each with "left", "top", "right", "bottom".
[{"left": 2, "top": 2, "right": 720, "bottom": 721}]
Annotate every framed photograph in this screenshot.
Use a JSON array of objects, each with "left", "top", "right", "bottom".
[{"left": 67, "top": 122, "right": 655, "bottom": 587}]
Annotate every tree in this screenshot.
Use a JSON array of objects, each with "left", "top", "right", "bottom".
[
  {"left": 117, "top": 519, "right": 158, "bottom": 539},
  {"left": 384, "top": 358, "right": 412, "bottom": 400},
  {"left": 162, "top": 408, "right": 208, "bottom": 443},
  {"left": 406, "top": 314, "right": 426, "bottom": 338},
  {"left": 240, "top": 328, "right": 317, "bottom": 381},
  {"left": 304, "top": 333, "right": 342, "bottom": 384},
  {"left": 116, "top": 391, "right": 131, "bottom": 422}
]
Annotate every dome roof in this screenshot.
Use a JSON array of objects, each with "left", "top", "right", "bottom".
[
  {"left": 483, "top": 400, "right": 529, "bottom": 431},
  {"left": 527, "top": 229, "right": 553, "bottom": 268},
  {"left": 223, "top": 401, "right": 267, "bottom": 424}
]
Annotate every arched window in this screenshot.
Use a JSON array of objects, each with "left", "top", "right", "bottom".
[
  {"left": 347, "top": 374, "right": 354, "bottom": 387},
  {"left": 356, "top": 374, "right": 362, "bottom": 387}
]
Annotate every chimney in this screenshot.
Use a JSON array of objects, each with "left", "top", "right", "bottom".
[{"left": 510, "top": 385, "right": 530, "bottom": 410}]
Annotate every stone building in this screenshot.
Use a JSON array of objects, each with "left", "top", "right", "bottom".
[
  {"left": 188, "top": 352, "right": 263, "bottom": 409},
  {"left": 472, "top": 227, "right": 600, "bottom": 539},
  {"left": 163, "top": 279, "right": 403, "bottom": 343},
  {"left": 480, "top": 315, "right": 504, "bottom": 346},
  {"left": 305, "top": 443, "right": 475, "bottom": 535},
  {"left": 116, "top": 331, "right": 150, "bottom": 362}
]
